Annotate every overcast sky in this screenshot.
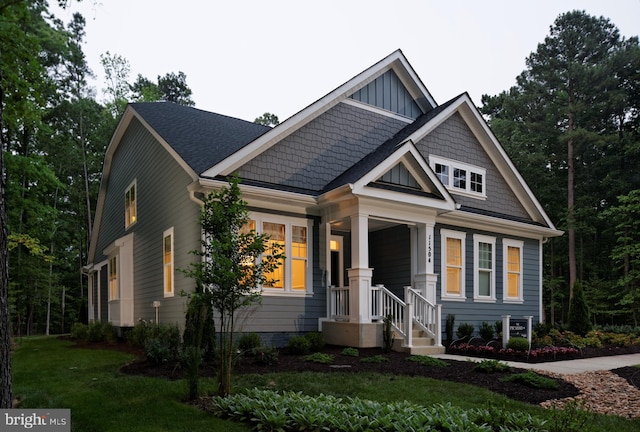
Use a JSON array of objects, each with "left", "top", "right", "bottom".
[{"left": 53, "top": 0, "right": 640, "bottom": 123}]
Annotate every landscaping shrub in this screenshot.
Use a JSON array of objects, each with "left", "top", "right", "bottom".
[
  {"left": 383, "top": 314, "right": 394, "bottom": 352},
  {"left": 127, "top": 321, "right": 149, "bottom": 347},
  {"left": 407, "top": 355, "right": 448, "bottom": 367},
  {"left": 303, "top": 352, "right": 334, "bottom": 364},
  {"left": 341, "top": 347, "right": 359, "bottom": 357},
  {"left": 506, "top": 337, "right": 530, "bottom": 351},
  {"left": 445, "top": 314, "right": 455, "bottom": 344},
  {"left": 143, "top": 323, "right": 181, "bottom": 365},
  {"left": 304, "top": 332, "right": 325, "bottom": 352},
  {"left": 494, "top": 320, "right": 503, "bottom": 338},
  {"left": 252, "top": 346, "right": 279, "bottom": 365},
  {"left": 70, "top": 322, "right": 88, "bottom": 343},
  {"left": 479, "top": 321, "right": 494, "bottom": 341},
  {"left": 500, "top": 371, "right": 559, "bottom": 390},
  {"left": 287, "top": 335, "right": 311, "bottom": 354},
  {"left": 456, "top": 323, "right": 474, "bottom": 339},
  {"left": 474, "top": 359, "right": 513, "bottom": 373},
  {"left": 87, "top": 321, "right": 106, "bottom": 342},
  {"left": 568, "top": 280, "right": 592, "bottom": 336},
  {"left": 360, "top": 355, "right": 389, "bottom": 363},
  {"left": 238, "top": 333, "right": 262, "bottom": 353}
]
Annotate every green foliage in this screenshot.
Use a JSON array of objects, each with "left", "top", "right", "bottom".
[
  {"left": 303, "top": 352, "right": 334, "bottom": 364},
  {"left": 85, "top": 321, "right": 115, "bottom": 343},
  {"left": 445, "top": 314, "right": 455, "bottom": 343},
  {"left": 501, "top": 371, "right": 559, "bottom": 390},
  {"left": 456, "top": 322, "right": 474, "bottom": 339},
  {"left": 70, "top": 322, "right": 88, "bottom": 343},
  {"left": 182, "top": 175, "right": 285, "bottom": 396},
  {"left": 304, "top": 332, "right": 325, "bottom": 352},
  {"left": 360, "top": 355, "right": 389, "bottom": 363},
  {"left": 251, "top": 346, "right": 279, "bottom": 365},
  {"left": 209, "top": 388, "right": 552, "bottom": 432},
  {"left": 474, "top": 359, "right": 513, "bottom": 373},
  {"left": 382, "top": 314, "right": 394, "bottom": 352},
  {"left": 568, "top": 281, "right": 592, "bottom": 336},
  {"left": 494, "top": 320, "right": 503, "bottom": 337},
  {"left": 287, "top": 336, "right": 311, "bottom": 355},
  {"left": 253, "top": 112, "right": 280, "bottom": 126},
  {"left": 546, "top": 399, "right": 594, "bottom": 432},
  {"left": 506, "top": 337, "right": 530, "bottom": 351},
  {"left": 238, "top": 333, "right": 262, "bottom": 353},
  {"left": 141, "top": 324, "right": 181, "bottom": 365},
  {"left": 407, "top": 355, "right": 448, "bottom": 367},
  {"left": 341, "top": 347, "right": 359, "bottom": 357},
  {"left": 479, "top": 321, "right": 495, "bottom": 341}
]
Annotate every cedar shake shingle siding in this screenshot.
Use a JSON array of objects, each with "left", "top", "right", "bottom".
[
  {"left": 418, "top": 113, "right": 531, "bottom": 221},
  {"left": 236, "top": 103, "right": 408, "bottom": 192}
]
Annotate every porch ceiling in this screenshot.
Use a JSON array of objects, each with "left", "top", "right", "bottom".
[{"left": 331, "top": 217, "right": 411, "bottom": 232}]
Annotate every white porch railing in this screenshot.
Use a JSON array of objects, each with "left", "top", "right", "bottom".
[
  {"left": 329, "top": 286, "right": 350, "bottom": 321},
  {"left": 330, "top": 283, "right": 442, "bottom": 348}
]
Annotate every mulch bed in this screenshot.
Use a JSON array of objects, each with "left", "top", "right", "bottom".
[{"left": 76, "top": 338, "right": 640, "bottom": 406}]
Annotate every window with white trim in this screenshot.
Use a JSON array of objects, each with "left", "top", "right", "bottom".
[
  {"left": 430, "top": 156, "right": 486, "bottom": 198},
  {"left": 247, "top": 213, "right": 312, "bottom": 294},
  {"left": 503, "top": 239, "right": 524, "bottom": 302},
  {"left": 473, "top": 234, "right": 496, "bottom": 301},
  {"left": 125, "top": 180, "right": 137, "bottom": 228},
  {"left": 440, "top": 229, "right": 466, "bottom": 300},
  {"left": 163, "top": 228, "right": 174, "bottom": 297},
  {"left": 108, "top": 256, "right": 118, "bottom": 300}
]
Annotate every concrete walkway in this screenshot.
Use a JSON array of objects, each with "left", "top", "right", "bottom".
[{"left": 432, "top": 353, "right": 640, "bottom": 374}]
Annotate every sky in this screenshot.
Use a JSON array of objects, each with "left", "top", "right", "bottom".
[{"left": 52, "top": 0, "right": 640, "bottom": 123}]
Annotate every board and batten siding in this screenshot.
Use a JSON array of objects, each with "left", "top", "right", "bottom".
[
  {"left": 434, "top": 224, "right": 541, "bottom": 338},
  {"left": 94, "top": 118, "right": 201, "bottom": 327}
]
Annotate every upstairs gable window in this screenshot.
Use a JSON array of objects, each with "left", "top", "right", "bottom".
[{"left": 430, "top": 156, "right": 486, "bottom": 199}]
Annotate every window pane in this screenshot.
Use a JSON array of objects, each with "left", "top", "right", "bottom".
[
  {"left": 164, "top": 236, "right": 172, "bottom": 263},
  {"left": 453, "top": 168, "right": 466, "bottom": 189},
  {"left": 264, "top": 258, "right": 284, "bottom": 288},
  {"left": 292, "top": 259, "right": 306, "bottom": 290},
  {"left": 508, "top": 273, "right": 519, "bottom": 297},
  {"left": 507, "top": 246, "right": 520, "bottom": 272},
  {"left": 446, "top": 238, "right": 461, "bottom": 266},
  {"left": 165, "top": 266, "right": 173, "bottom": 293},
  {"left": 241, "top": 219, "right": 256, "bottom": 234},
  {"left": 292, "top": 226, "right": 307, "bottom": 258},
  {"left": 435, "top": 163, "right": 449, "bottom": 185},
  {"left": 263, "top": 222, "right": 285, "bottom": 288},
  {"left": 479, "top": 270, "right": 491, "bottom": 296},
  {"left": 478, "top": 242, "right": 492, "bottom": 269},
  {"left": 471, "top": 172, "right": 483, "bottom": 193},
  {"left": 446, "top": 268, "right": 460, "bottom": 295}
]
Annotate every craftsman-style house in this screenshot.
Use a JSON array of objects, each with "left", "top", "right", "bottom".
[{"left": 86, "top": 50, "right": 561, "bottom": 353}]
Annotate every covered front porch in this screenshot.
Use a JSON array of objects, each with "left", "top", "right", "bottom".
[{"left": 320, "top": 204, "right": 445, "bottom": 354}]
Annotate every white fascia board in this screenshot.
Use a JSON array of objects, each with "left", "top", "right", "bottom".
[
  {"left": 440, "top": 210, "right": 563, "bottom": 240},
  {"left": 202, "top": 50, "right": 435, "bottom": 178},
  {"left": 196, "top": 178, "right": 317, "bottom": 215}
]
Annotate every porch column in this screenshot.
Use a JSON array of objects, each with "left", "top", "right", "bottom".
[
  {"left": 413, "top": 222, "right": 437, "bottom": 304},
  {"left": 347, "top": 213, "right": 373, "bottom": 323}
]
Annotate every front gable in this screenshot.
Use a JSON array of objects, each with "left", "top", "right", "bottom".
[{"left": 350, "top": 141, "right": 456, "bottom": 212}]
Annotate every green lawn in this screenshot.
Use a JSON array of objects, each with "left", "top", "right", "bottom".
[{"left": 11, "top": 337, "right": 640, "bottom": 431}]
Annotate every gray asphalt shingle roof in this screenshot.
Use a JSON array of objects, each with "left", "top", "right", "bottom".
[{"left": 130, "top": 102, "right": 271, "bottom": 175}]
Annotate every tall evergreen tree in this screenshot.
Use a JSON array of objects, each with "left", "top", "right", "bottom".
[{"left": 481, "top": 11, "right": 640, "bottom": 324}]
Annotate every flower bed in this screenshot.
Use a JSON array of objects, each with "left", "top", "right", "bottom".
[{"left": 448, "top": 342, "right": 581, "bottom": 362}]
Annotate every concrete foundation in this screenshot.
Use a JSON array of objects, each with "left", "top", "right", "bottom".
[{"left": 321, "top": 321, "right": 382, "bottom": 348}]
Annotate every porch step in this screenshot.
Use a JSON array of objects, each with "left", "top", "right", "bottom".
[{"left": 391, "top": 331, "right": 446, "bottom": 355}]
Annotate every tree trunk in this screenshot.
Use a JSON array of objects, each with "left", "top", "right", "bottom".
[
  {"left": 0, "top": 65, "right": 13, "bottom": 409},
  {"left": 567, "top": 108, "right": 577, "bottom": 302}
]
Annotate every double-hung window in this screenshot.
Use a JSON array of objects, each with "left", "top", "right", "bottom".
[
  {"left": 473, "top": 234, "right": 496, "bottom": 301},
  {"left": 163, "top": 228, "right": 174, "bottom": 297},
  {"left": 430, "top": 156, "right": 486, "bottom": 199},
  {"left": 247, "top": 213, "right": 312, "bottom": 295},
  {"left": 125, "top": 180, "right": 137, "bottom": 229},
  {"left": 441, "top": 229, "right": 466, "bottom": 300},
  {"left": 503, "top": 239, "right": 524, "bottom": 303}
]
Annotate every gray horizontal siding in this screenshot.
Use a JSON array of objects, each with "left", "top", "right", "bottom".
[
  {"left": 435, "top": 225, "right": 541, "bottom": 337},
  {"left": 94, "top": 118, "right": 202, "bottom": 327}
]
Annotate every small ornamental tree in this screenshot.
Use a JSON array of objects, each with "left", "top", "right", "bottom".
[{"left": 182, "top": 175, "right": 284, "bottom": 397}]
